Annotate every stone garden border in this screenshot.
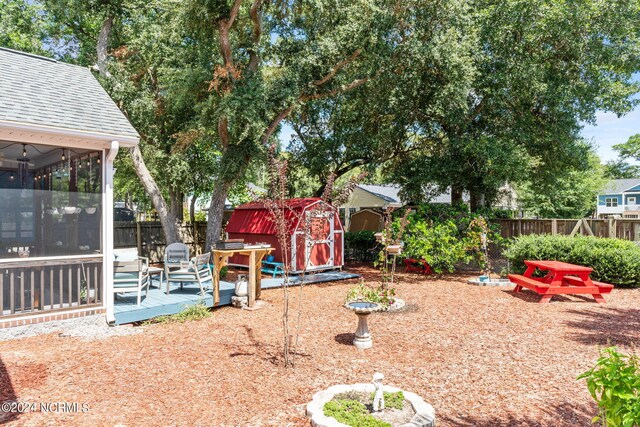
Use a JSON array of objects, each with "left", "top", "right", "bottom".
[{"left": 306, "top": 383, "right": 435, "bottom": 427}]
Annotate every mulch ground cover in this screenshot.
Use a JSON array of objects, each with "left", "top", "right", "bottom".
[{"left": 1, "top": 263, "right": 639, "bottom": 426}]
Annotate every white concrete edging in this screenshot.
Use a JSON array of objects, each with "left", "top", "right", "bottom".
[{"left": 306, "top": 383, "right": 435, "bottom": 427}]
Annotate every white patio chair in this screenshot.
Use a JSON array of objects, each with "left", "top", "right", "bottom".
[
  {"left": 166, "top": 252, "right": 213, "bottom": 295},
  {"left": 113, "top": 258, "right": 151, "bottom": 305}
]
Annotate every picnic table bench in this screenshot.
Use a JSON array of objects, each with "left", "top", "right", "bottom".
[
  {"left": 508, "top": 260, "right": 613, "bottom": 304},
  {"left": 403, "top": 258, "right": 432, "bottom": 275},
  {"left": 261, "top": 260, "right": 285, "bottom": 277}
]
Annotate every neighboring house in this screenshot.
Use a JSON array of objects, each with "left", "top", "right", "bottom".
[
  {"left": 0, "top": 48, "right": 140, "bottom": 327},
  {"left": 340, "top": 184, "right": 469, "bottom": 231},
  {"left": 596, "top": 178, "right": 640, "bottom": 218}
]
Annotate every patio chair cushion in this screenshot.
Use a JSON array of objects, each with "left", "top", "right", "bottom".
[{"left": 114, "top": 272, "right": 140, "bottom": 281}]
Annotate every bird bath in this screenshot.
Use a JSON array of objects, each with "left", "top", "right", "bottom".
[{"left": 345, "top": 301, "right": 380, "bottom": 349}]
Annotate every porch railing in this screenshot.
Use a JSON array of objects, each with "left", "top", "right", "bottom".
[{"left": 0, "top": 256, "right": 103, "bottom": 318}]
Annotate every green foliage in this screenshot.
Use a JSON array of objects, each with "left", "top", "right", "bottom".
[
  {"left": 219, "top": 266, "right": 228, "bottom": 280},
  {"left": 345, "top": 231, "right": 377, "bottom": 246},
  {"left": 144, "top": 301, "right": 211, "bottom": 324},
  {"left": 388, "top": 0, "right": 640, "bottom": 211},
  {"left": 604, "top": 159, "right": 640, "bottom": 180},
  {"left": 614, "top": 134, "right": 640, "bottom": 162},
  {"left": 367, "top": 391, "right": 404, "bottom": 411},
  {"left": 323, "top": 399, "right": 391, "bottom": 427},
  {"left": 345, "top": 281, "right": 396, "bottom": 307},
  {"left": 578, "top": 347, "right": 640, "bottom": 427},
  {"left": 397, "top": 205, "right": 503, "bottom": 273},
  {"left": 516, "top": 150, "right": 608, "bottom": 218},
  {"left": 402, "top": 220, "right": 468, "bottom": 274},
  {"left": 504, "top": 235, "right": 640, "bottom": 288},
  {"left": 0, "top": 0, "right": 50, "bottom": 54}
]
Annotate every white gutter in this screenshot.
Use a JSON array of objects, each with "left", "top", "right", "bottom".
[
  {"left": 0, "top": 119, "right": 139, "bottom": 147},
  {"left": 104, "top": 141, "right": 119, "bottom": 324}
]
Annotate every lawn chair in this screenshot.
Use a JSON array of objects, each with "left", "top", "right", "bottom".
[
  {"left": 113, "top": 258, "right": 150, "bottom": 305},
  {"left": 166, "top": 252, "right": 213, "bottom": 295},
  {"left": 164, "top": 242, "right": 190, "bottom": 278}
]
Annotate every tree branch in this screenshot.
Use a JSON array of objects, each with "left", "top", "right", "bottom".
[
  {"left": 218, "top": 117, "right": 230, "bottom": 149},
  {"left": 226, "top": 0, "right": 244, "bottom": 30},
  {"left": 312, "top": 49, "right": 362, "bottom": 86},
  {"left": 248, "top": 0, "right": 262, "bottom": 71},
  {"left": 97, "top": 15, "right": 114, "bottom": 77},
  {"left": 217, "top": 0, "right": 244, "bottom": 67},
  {"left": 302, "top": 74, "right": 374, "bottom": 101},
  {"left": 261, "top": 72, "right": 378, "bottom": 146}
]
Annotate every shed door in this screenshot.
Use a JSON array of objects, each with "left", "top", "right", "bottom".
[{"left": 305, "top": 212, "right": 334, "bottom": 269}]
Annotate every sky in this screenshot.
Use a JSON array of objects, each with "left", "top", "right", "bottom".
[{"left": 582, "top": 108, "right": 640, "bottom": 163}]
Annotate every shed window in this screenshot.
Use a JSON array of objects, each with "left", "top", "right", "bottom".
[{"left": 605, "top": 198, "right": 618, "bottom": 207}]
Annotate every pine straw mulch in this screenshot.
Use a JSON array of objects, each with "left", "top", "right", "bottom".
[{"left": 1, "top": 264, "right": 640, "bottom": 426}]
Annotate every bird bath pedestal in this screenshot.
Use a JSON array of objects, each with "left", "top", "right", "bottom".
[{"left": 346, "top": 301, "right": 380, "bottom": 349}]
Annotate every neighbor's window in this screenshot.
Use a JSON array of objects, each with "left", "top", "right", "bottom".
[
  {"left": 605, "top": 198, "right": 618, "bottom": 207},
  {"left": 338, "top": 208, "right": 346, "bottom": 225}
]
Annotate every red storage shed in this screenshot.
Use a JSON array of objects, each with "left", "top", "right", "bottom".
[{"left": 225, "top": 198, "right": 344, "bottom": 273}]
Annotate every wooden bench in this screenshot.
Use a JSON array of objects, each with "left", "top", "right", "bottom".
[
  {"left": 562, "top": 275, "right": 614, "bottom": 293},
  {"left": 403, "top": 258, "right": 432, "bottom": 275},
  {"left": 261, "top": 260, "right": 285, "bottom": 277}
]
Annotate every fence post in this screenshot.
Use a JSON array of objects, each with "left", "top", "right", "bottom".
[
  {"left": 551, "top": 219, "right": 557, "bottom": 235},
  {"left": 136, "top": 221, "right": 142, "bottom": 255},
  {"left": 608, "top": 218, "right": 616, "bottom": 239}
]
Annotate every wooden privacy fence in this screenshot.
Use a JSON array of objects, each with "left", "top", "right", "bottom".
[
  {"left": 491, "top": 218, "right": 640, "bottom": 242},
  {"left": 117, "top": 218, "right": 640, "bottom": 264},
  {"left": 114, "top": 222, "right": 208, "bottom": 264}
]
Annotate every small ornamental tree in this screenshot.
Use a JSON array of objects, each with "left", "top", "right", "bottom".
[{"left": 260, "top": 146, "right": 361, "bottom": 367}]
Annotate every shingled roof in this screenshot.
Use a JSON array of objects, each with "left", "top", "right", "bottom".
[
  {"left": 601, "top": 178, "right": 640, "bottom": 194},
  {"left": 0, "top": 47, "right": 138, "bottom": 141}
]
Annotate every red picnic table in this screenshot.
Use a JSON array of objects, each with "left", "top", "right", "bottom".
[{"left": 508, "top": 260, "right": 613, "bottom": 304}]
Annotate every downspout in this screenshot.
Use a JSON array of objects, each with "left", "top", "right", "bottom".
[{"left": 104, "top": 141, "right": 119, "bottom": 324}]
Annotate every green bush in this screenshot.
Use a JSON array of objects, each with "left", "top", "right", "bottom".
[
  {"left": 402, "top": 220, "right": 469, "bottom": 273},
  {"left": 324, "top": 399, "right": 392, "bottom": 427},
  {"left": 345, "top": 230, "right": 377, "bottom": 246},
  {"left": 578, "top": 347, "right": 640, "bottom": 427},
  {"left": 504, "top": 235, "right": 640, "bottom": 288}
]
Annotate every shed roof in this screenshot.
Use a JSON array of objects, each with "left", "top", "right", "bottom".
[
  {"left": 227, "top": 198, "right": 337, "bottom": 235},
  {"left": 0, "top": 47, "right": 139, "bottom": 142},
  {"left": 601, "top": 178, "right": 640, "bottom": 194}
]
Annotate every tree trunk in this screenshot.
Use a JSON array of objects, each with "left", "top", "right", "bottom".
[
  {"left": 97, "top": 16, "right": 113, "bottom": 77},
  {"left": 451, "top": 185, "right": 463, "bottom": 205},
  {"left": 190, "top": 195, "right": 197, "bottom": 224},
  {"left": 169, "top": 190, "right": 184, "bottom": 222},
  {"left": 206, "top": 183, "right": 231, "bottom": 250},
  {"left": 129, "top": 145, "right": 180, "bottom": 243},
  {"left": 470, "top": 191, "right": 486, "bottom": 212}
]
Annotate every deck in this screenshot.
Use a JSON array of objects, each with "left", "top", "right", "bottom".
[{"left": 113, "top": 271, "right": 359, "bottom": 325}]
